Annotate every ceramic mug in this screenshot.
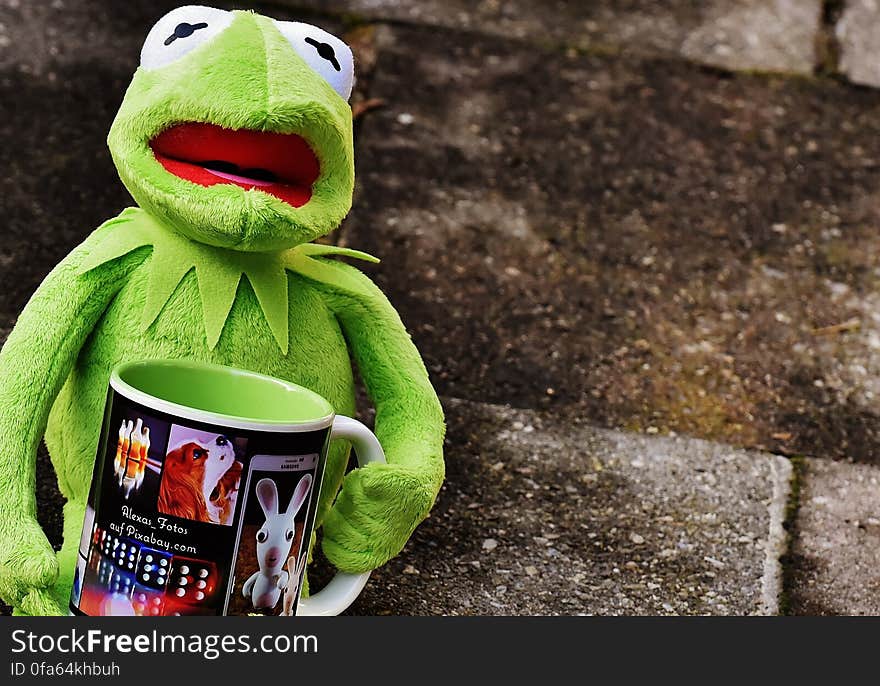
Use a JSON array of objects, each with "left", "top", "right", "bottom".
[{"left": 68, "top": 359, "right": 383, "bottom": 617}]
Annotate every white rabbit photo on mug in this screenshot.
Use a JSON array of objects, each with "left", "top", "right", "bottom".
[{"left": 234, "top": 466, "right": 314, "bottom": 615}]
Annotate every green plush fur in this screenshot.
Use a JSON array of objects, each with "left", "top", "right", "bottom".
[{"left": 0, "top": 9, "right": 444, "bottom": 615}]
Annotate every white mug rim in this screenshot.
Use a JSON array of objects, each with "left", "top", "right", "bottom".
[{"left": 110, "top": 360, "right": 336, "bottom": 434}]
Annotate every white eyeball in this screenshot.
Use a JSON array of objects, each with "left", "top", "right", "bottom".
[
  {"left": 272, "top": 21, "right": 354, "bottom": 100},
  {"left": 140, "top": 6, "right": 233, "bottom": 71}
]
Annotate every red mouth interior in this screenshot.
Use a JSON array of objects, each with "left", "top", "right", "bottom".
[{"left": 150, "top": 123, "right": 320, "bottom": 207}]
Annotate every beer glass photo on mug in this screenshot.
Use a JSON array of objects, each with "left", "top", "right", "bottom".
[{"left": 109, "top": 412, "right": 170, "bottom": 511}]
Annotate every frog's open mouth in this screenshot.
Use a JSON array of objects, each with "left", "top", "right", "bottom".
[{"left": 150, "top": 123, "right": 320, "bottom": 207}]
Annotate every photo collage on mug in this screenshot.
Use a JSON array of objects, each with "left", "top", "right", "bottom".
[{"left": 72, "top": 407, "right": 248, "bottom": 616}]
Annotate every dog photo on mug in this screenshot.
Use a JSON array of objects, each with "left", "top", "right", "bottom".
[{"left": 158, "top": 426, "right": 247, "bottom": 527}]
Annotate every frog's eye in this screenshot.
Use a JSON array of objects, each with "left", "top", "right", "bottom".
[
  {"left": 140, "top": 6, "right": 233, "bottom": 71},
  {"left": 272, "top": 21, "right": 354, "bottom": 100}
]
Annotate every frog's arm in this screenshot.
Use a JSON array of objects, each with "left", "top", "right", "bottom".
[
  {"left": 0, "top": 221, "right": 148, "bottom": 614},
  {"left": 310, "top": 259, "right": 445, "bottom": 573}
]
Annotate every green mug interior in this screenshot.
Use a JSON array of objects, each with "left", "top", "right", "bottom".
[{"left": 112, "top": 360, "right": 334, "bottom": 428}]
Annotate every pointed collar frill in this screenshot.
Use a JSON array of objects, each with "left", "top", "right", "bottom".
[{"left": 77, "top": 208, "right": 378, "bottom": 355}]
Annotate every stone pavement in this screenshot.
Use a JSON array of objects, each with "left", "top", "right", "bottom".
[
  {"left": 297, "top": 0, "right": 824, "bottom": 74},
  {"left": 788, "top": 458, "right": 880, "bottom": 615},
  {"left": 346, "top": 400, "right": 791, "bottom": 616},
  {"left": 838, "top": 0, "right": 880, "bottom": 87},
  {"left": 2, "top": 0, "right": 880, "bottom": 614}
]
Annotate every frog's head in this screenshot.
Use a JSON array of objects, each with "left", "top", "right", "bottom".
[{"left": 108, "top": 6, "right": 355, "bottom": 252}]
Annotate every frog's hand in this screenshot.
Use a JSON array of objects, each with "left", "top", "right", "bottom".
[
  {"left": 306, "top": 258, "right": 445, "bottom": 574},
  {"left": 0, "top": 211, "right": 149, "bottom": 612}
]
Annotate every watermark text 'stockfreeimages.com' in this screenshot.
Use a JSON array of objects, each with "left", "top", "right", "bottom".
[{"left": 9, "top": 628, "right": 318, "bottom": 663}]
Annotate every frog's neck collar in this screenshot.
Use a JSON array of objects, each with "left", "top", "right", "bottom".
[{"left": 78, "top": 208, "right": 378, "bottom": 354}]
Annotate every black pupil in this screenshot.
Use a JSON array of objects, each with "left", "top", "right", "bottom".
[
  {"left": 305, "top": 36, "right": 341, "bottom": 72},
  {"left": 164, "top": 22, "right": 208, "bottom": 46}
]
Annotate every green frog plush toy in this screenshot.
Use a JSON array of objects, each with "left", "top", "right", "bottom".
[{"left": 0, "top": 5, "right": 444, "bottom": 615}]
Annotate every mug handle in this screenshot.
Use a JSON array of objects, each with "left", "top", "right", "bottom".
[{"left": 296, "top": 415, "right": 386, "bottom": 616}]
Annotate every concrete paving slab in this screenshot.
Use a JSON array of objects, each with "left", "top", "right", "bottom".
[
  {"left": 287, "top": 0, "right": 822, "bottom": 74},
  {"left": 678, "top": 0, "right": 821, "bottom": 74},
  {"left": 837, "top": 0, "right": 880, "bottom": 87},
  {"left": 343, "top": 399, "right": 791, "bottom": 615},
  {"left": 788, "top": 458, "right": 880, "bottom": 615}
]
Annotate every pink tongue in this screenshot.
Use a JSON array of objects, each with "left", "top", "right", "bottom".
[{"left": 204, "top": 167, "right": 276, "bottom": 187}]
